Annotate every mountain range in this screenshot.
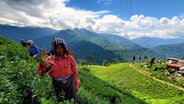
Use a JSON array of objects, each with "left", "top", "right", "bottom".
[
  {"left": 132, "top": 37, "right": 184, "bottom": 49},
  {"left": 0, "top": 24, "right": 57, "bottom": 42},
  {"left": 1, "top": 24, "right": 184, "bottom": 64}
]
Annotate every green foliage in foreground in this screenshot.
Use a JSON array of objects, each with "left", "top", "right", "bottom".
[
  {"left": 90, "top": 63, "right": 184, "bottom": 104},
  {"left": 0, "top": 36, "right": 146, "bottom": 104}
]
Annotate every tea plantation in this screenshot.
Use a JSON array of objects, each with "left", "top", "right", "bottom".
[
  {"left": 2, "top": 36, "right": 184, "bottom": 104},
  {"left": 0, "top": 36, "right": 146, "bottom": 104},
  {"left": 91, "top": 63, "right": 184, "bottom": 104}
]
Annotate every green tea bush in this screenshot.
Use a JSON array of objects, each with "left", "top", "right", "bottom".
[{"left": 0, "top": 75, "right": 22, "bottom": 104}]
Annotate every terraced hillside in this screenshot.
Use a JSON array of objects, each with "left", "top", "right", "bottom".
[{"left": 90, "top": 63, "right": 184, "bottom": 104}]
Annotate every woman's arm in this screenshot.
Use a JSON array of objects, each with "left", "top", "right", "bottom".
[
  {"left": 69, "top": 55, "right": 80, "bottom": 92},
  {"left": 35, "top": 46, "right": 41, "bottom": 57}
]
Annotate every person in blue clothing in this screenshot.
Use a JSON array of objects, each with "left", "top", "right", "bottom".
[{"left": 27, "top": 40, "right": 40, "bottom": 58}]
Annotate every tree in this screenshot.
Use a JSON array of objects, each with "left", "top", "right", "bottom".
[
  {"left": 79, "top": 60, "right": 87, "bottom": 66},
  {"left": 132, "top": 55, "right": 136, "bottom": 64},
  {"left": 87, "top": 55, "right": 94, "bottom": 65},
  {"left": 150, "top": 57, "right": 155, "bottom": 68},
  {"left": 113, "top": 58, "right": 119, "bottom": 64},
  {"left": 139, "top": 56, "right": 141, "bottom": 62},
  {"left": 144, "top": 56, "right": 148, "bottom": 61},
  {"left": 103, "top": 60, "right": 110, "bottom": 66},
  {"left": 79, "top": 60, "right": 90, "bottom": 71},
  {"left": 87, "top": 55, "right": 94, "bottom": 70}
]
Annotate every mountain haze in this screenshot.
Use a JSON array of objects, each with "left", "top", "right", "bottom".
[
  {"left": 153, "top": 42, "right": 184, "bottom": 58},
  {"left": 132, "top": 37, "right": 184, "bottom": 48}
]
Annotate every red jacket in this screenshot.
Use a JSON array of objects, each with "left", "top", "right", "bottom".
[{"left": 37, "top": 54, "right": 80, "bottom": 91}]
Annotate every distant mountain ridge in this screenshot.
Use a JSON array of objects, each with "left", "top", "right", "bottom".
[
  {"left": 153, "top": 42, "right": 184, "bottom": 58},
  {"left": 71, "top": 28, "right": 142, "bottom": 50},
  {"left": 132, "top": 37, "right": 184, "bottom": 48},
  {"left": 35, "top": 29, "right": 166, "bottom": 63},
  {"left": 34, "top": 29, "right": 138, "bottom": 63},
  {"left": 0, "top": 24, "right": 58, "bottom": 42},
  {"left": 0, "top": 24, "right": 184, "bottom": 64}
]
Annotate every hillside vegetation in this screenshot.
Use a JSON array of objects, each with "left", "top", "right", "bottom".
[
  {"left": 0, "top": 36, "right": 146, "bottom": 104},
  {"left": 90, "top": 63, "right": 184, "bottom": 104},
  {"left": 2, "top": 36, "right": 184, "bottom": 104}
]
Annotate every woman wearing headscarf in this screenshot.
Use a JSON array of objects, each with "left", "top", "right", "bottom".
[
  {"left": 37, "top": 38, "right": 80, "bottom": 103},
  {"left": 26, "top": 40, "right": 40, "bottom": 58}
]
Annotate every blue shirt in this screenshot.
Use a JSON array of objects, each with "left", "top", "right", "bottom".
[{"left": 28, "top": 45, "right": 40, "bottom": 57}]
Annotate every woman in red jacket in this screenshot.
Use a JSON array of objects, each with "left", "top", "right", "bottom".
[{"left": 37, "top": 38, "right": 80, "bottom": 103}]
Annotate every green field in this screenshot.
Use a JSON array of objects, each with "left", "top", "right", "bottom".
[{"left": 90, "top": 63, "right": 184, "bottom": 104}]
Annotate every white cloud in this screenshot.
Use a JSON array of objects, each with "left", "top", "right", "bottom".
[
  {"left": 92, "top": 15, "right": 125, "bottom": 35},
  {"left": 97, "top": 0, "right": 112, "bottom": 5},
  {"left": 120, "top": 15, "right": 184, "bottom": 39},
  {"left": 0, "top": 0, "right": 184, "bottom": 39}
]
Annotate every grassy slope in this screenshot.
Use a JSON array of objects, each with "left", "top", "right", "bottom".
[
  {"left": 78, "top": 66, "right": 146, "bottom": 104},
  {"left": 90, "top": 63, "right": 184, "bottom": 104},
  {"left": 0, "top": 36, "right": 146, "bottom": 104}
]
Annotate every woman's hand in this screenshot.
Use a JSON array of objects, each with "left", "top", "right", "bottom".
[
  {"left": 33, "top": 55, "right": 37, "bottom": 58},
  {"left": 40, "top": 59, "right": 48, "bottom": 67}
]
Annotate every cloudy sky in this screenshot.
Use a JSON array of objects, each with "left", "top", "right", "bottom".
[{"left": 0, "top": 0, "right": 184, "bottom": 39}]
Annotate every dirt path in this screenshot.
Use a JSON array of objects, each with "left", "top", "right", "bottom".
[{"left": 129, "top": 64, "right": 184, "bottom": 91}]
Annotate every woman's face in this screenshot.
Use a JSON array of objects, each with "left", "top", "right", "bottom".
[
  {"left": 28, "top": 43, "right": 33, "bottom": 47},
  {"left": 55, "top": 44, "right": 65, "bottom": 56}
]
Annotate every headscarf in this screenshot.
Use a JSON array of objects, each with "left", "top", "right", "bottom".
[
  {"left": 27, "top": 40, "right": 35, "bottom": 45},
  {"left": 51, "top": 37, "right": 69, "bottom": 52}
]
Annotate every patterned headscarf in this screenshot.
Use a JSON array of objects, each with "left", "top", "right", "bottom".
[{"left": 51, "top": 37, "right": 69, "bottom": 51}]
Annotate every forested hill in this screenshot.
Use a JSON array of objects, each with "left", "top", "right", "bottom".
[
  {"left": 132, "top": 37, "right": 184, "bottom": 49},
  {"left": 153, "top": 42, "right": 184, "bottom": 58},
  {"left": 0, "top": 24, "right": 58, "bottom": 42},
  {"left": 0, "top": 36, "right": 146, "bottom": 104},
  {"left": 35, "top": 28, "right": 143, "bottom": 51},
  {"left": 35, "top": 29, "right": 145, "bottom": 64},
  {"left": 35, "top": 29, "right": 166, "bottom": 64}
]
